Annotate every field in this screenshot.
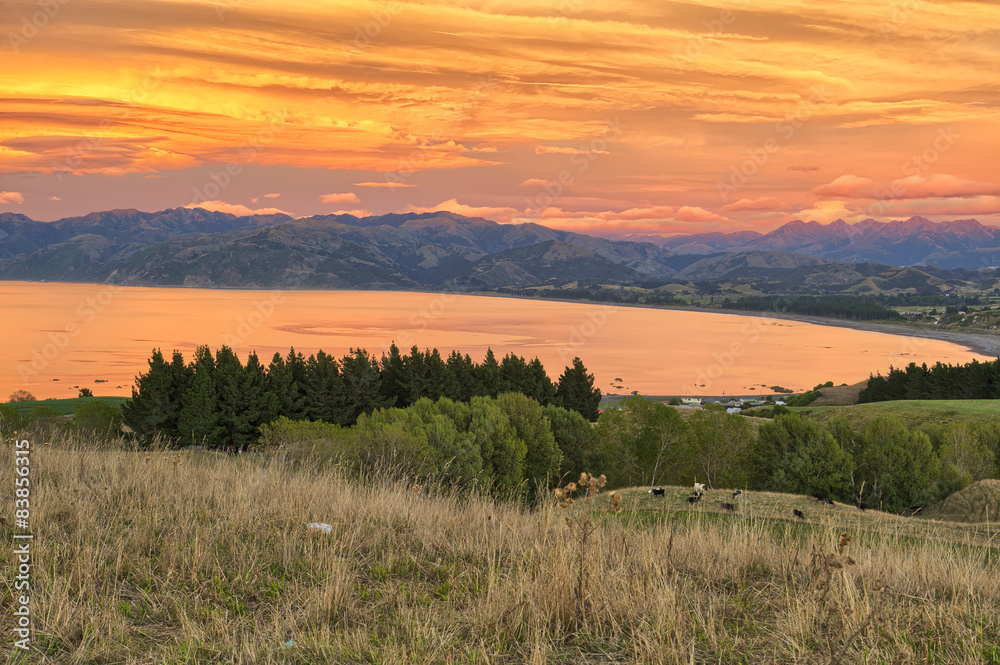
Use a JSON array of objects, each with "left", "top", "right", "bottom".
[
  {"left": 6, "top": 396, "right": 129, "bottom": 417},
  {"left": 788, "top": 399, "right": 1000, "bottom": 430},
  {"left": 2, "top": 435, "right": 999, "bottom": 664}
]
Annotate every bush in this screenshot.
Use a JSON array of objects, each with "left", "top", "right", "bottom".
[
  {"left": 750, "top": 414, "right": 852, "bottom": 498},
  {"left": 73, "top": 400, "right": 122, "bottom": 436},
  {"left": 9, "top": 390, "right": 35, "bottom": 402}
]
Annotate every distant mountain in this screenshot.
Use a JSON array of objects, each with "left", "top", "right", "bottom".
[
  {"left": 0, "top": 208, "right": 994, "bottom": 297},
  {"left": 652, "top": 217, "right": 1000, "bottom": 270}
]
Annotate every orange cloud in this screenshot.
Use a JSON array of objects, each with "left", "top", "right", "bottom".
[
  {"left": 0, "top": 191, "right": 25, "bottom": 205},
  {"left": 183, "top": 201, "right": 291, "bottom": 216},
  {"left": 354, "top": 182, "right": 416, "bottom": 189},
  {"left": 320, "top": 192, "right": 361, "bottom": 204},
  {"left": 812, "top": 175, "right": 872, "bottom": 198},
  {"left": 879, "top": 175, "right": 1000, "bottom": 200},
  {"left": 722, "top": 197, "right": 786, "bottom": 212}
]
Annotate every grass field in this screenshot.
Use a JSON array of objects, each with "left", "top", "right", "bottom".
[
  {"left": 5, "top": 395, "right": 128, "bottom": 417},
  {"left": 2, "top": 434, "right": 998, "bottom": 664},
  {"left": 788, "top": 399, "right": 1000, "bottom": 430}
]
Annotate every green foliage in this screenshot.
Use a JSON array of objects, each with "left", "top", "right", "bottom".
[
  {"left": 785, "top": 390, "right": 822, "bottom": 407},
  {"left": 469, "top": 396, "right": 526, "bottom": 495},
  {"left": 937, "top": 425, "right": 995, "bottom": 488},
  {"left": 72, "top": 399, "right": 122, "bottom": 435},
  {"left": 496, "top": 392, "right": 562, "bottom": 490},
  {"left": 688, "top": 409, "right": 753, "bottom": 489},
  {"left": 177, "top": 346, "right": 221, "bottom": 447},
  {"left": 857, "top": 416, "right": 940, "bottom": 512},
  {"left": 353, "top": 408, "right": 439, "bottom": 477},
  {"left": 78, "top": 387, "right": 93, "bottom": 398},
  {"left": 542, "top": 404, "right": 598, "bottom": 482},
  {"left": 0, "top": 404, "right": 22, "bottom": 433},
  {"left": 595, "top": 396, "right": 690, "bottom": 488},
  {"left": 751, "top": 414, "right": 852, "bottom": 498}
]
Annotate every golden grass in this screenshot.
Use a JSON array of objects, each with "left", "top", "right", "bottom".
[{"left": 2, "top": 436, "right": 999, "bottom": 664}]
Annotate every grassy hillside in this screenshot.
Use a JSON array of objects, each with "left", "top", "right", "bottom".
[
  {"left": 6, "top": 395, "right": 128, "bottom": 417},
  {"left": 2, "top": 436, "right": 998, "bottom": 663},
  {"left": 789, "top": 399, "right": 1000, "bottom": 429}
]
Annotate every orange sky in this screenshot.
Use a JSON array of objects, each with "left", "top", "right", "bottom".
[{"left": 2, "top": 0, "right": 999, "bottom": 235}]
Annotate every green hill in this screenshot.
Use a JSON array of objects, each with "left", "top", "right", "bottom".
[{"left": 788, "top": 399, "right": 1000, "bottom": 429}]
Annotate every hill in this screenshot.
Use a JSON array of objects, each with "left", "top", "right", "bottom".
[
  {"left": 4, "top": 438, "right": 996, "bottom": 663},
  {"left": 919, "top": 479, "right": 1000, "bottom": 523},
  {"left": 653, "top": 216, "right": 1000, "bottom": 270},
  {"left": 790, "top": 399, "right": 1000, "bottom": 430}
]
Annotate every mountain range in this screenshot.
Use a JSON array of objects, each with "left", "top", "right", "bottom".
[
  {"left": 0, "top": 209, "right": 995, "bottom": 295},
  {"left": 646, "top": 217, "right": 1000, "bottom": 270}
]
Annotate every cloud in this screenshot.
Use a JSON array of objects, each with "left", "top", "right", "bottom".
[
  {"left": 403, "top": 199, "right": 520, "bottom": 222},
  {"left": 48, "top": 196, "right": 61, "bottom": 201},
  {"left": 788, "top": 165, "right": 820, "bottom": 172},
  {"left": 519, "top": 178, "right": 554, "bottom": 187},
  {"left": 263, "top": 192, "right": 281, "bottom": 199},
  {"left": 354, "top": 181, "right": 416, "bottom": 189},
  {"left": 325, "top": 208, "right": 373, "bottom": 218},
  {"left": 812, "top": 175, "right": 872, "bottom": 198},
  {"left": 0, "top": 191, "right": 25, "bottom": 204},
  {"left": 319, "top": 192, "right": 361, "bottom": 204},
  {"left": 183, "top": 201, "right": 291, "bottom": 216},
  {"left": 722, "top": 197, "right": 786, "bottom": 212},
  {"left": 879, "top": 174, "right": 1000, "bottom": 200},
  {"left": 535, "top": 145, "right": 610, "bottom": 156}
]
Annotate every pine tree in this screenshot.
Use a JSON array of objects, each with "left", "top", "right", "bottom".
[
  {"left": 303, "top": 351, "right": 345, "bottom": 422},
  {"left": 475, "top": 348, "right": 501, "bottom": 397},
  {"left": 379, "top": 342, "right": 407, "bottom": 406},
  {"left": 123, "top": 348, "right": 192, "bottom": 442},
  {"left": 446, "top": 351, "right": 478, "bottom": 401},
  {"left": 177, "top": 346, "right": 221, "bottom": 447},
  {"left": 555, "top": 357, "right": 602, "bottom": 421},
  {"left": 266, "top": 351, "right": 307, "bottom": 420},
  {"left": 339, "top": 348, "right": 392, "bottom": 425}
]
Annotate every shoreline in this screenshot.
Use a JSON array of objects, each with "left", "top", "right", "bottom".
[{"left": 5, "top": 279, "right": 999, "bottom": 359}]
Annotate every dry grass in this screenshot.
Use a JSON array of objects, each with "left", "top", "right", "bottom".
[
  {"left": 810, "top": 381, "right": 868, "bottom": 407},
  {"left": 920, "top": 480, "right": 1000, "bottom": 524},
  {"left": 2, "top": 435, "right": 999, "bottom": 664}
]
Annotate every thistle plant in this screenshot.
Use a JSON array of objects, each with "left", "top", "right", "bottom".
[{"left": 554, "top": 472, "right": 617, "bottom": 630}]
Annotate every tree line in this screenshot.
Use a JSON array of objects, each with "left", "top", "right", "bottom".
[
  {"left": 858, "top": 359, "right": 1000, "bottom": 402},
  {"left": 121, "top": 344, "right": 602, "bottom": 448},
  {"left": 718, "top": 295, "right": 902, "bottom": 321},
  {"left": 265, "top": 393, "right": 999, "bottom": 512}
]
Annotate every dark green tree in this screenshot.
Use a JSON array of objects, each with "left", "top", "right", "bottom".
[
  {"left": 266, "top": 351, "right": 307, "bottom": 420},
  {"left": 177, "top": 346, "right": 221, "bottom": 447},
  {"left": 857, "top": 416, "right": 939, "bottom": 511},
  {"left": 475, "top": 348, "right": 502, "bottom": 398},
  {"left": 122, "top": 348, "right": 193, "bottom": 441},
  {"left": 339, "top": 348, "right": 393, "bottom": 425},
  {"left": 542, "top": 404, "right": 598, "bottom": 482},
  {"left": 469, "top": 396, "right": 526, "bottom": 495},
  {"left": 594, "top": 395, "right": 690, "bottom": 487},
  {"left": 556, "top": 357, "right": 602, "bottom": 421}
]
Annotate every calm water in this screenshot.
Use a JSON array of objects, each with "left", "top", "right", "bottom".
[{"left": 1, "top": 281, "right": 985, "bottom": 400}]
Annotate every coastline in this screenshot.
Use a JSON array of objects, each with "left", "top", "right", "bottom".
[{"left": 5, "top": 279, "right": 999, "bottom": 359}]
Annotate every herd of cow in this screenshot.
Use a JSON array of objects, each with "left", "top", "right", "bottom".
[{"left": 644, "top": 483, "right": 870, "bottom": 521}]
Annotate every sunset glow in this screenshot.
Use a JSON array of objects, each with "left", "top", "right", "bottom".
[{"left": 3, "top": 0, "right": 999, "bottom": 234}]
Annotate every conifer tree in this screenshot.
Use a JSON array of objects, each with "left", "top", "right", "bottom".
[
  {"left": 177, "top": 346, "right": 221, "bottom": 447},
  {"left": 339, "top": 348, "right": 392, "bottom": 425},
  {"left": 555, "top": 357, "right": 602, "bottom": 421},
  {"left": 475, "top": 348, "right": 501, "bottom": 397}
]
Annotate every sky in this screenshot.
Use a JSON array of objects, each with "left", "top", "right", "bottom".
[{"left": 2, "top": 0, "right": 1000, "bottom": 236}]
